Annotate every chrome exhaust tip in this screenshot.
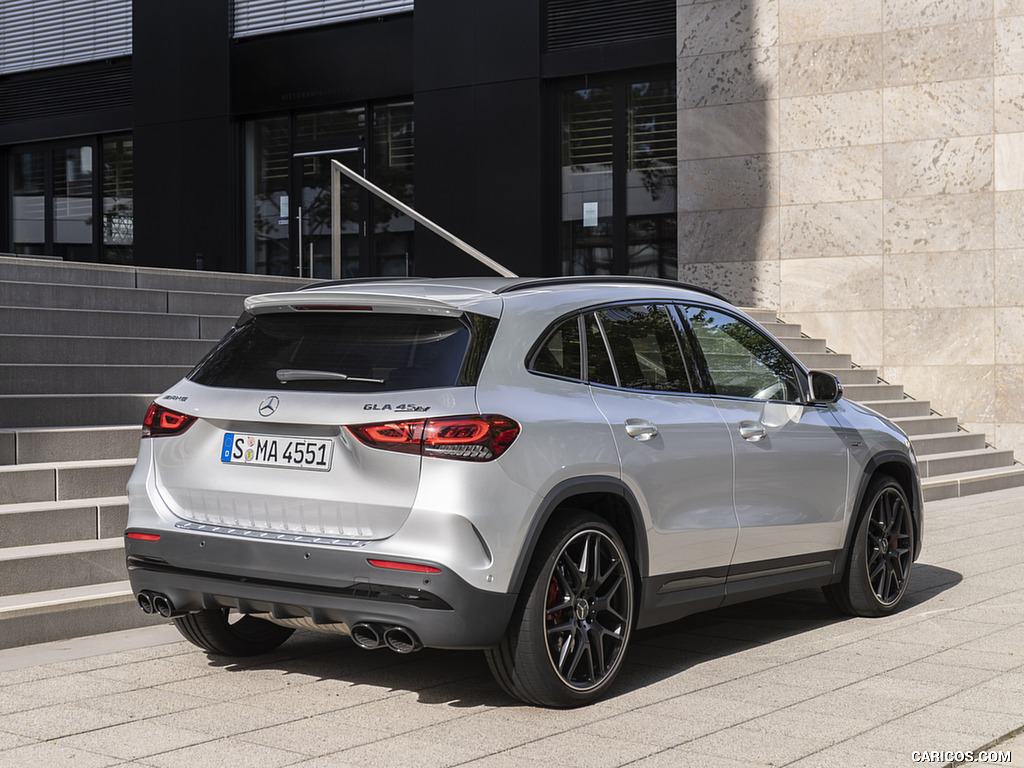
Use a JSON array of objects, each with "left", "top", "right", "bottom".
[
  {"left": 351, "top": 623, "right": 383, "bottom": 650},
  {"left": 151, "top": 594, "right": 174, "bottom": 618},
  {"left": 382, "top": 626, "right": 422, "bottom": 654},
  {"left": 137, "top": 592, "right": 155, "bottom": 614}
]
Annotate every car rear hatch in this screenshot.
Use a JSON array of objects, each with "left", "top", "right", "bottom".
[{"left": 146, "top": 287, "right": 502, "bottom": 541}]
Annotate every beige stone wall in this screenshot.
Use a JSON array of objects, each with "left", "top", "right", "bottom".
[{"left": 678, "top": 0, "right": 1024, "bottom": 451}]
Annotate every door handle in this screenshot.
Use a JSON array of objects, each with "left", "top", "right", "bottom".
[
  {"left": 739, "top": 421, "right": 766, "bottom": 442},
  {"left": 624, "top": 418, "right": 659, "bottom": 441}
]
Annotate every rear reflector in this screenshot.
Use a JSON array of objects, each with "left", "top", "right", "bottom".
[
  {"left": 368, "top": 559, "right": 442, "bottom": 574},
  {"left": 142, "top": 403, "right": 197, "bottom": 438},
  {"left": 348, "top": 415, "right": 520, "bottom": 461},
  {"left": 126, "top": 532, "right": 161, "bottom": 541}
]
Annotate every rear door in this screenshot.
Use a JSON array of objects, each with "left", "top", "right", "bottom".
[{"left": 585, "top": 304, "right": 738, "bottom": 598}]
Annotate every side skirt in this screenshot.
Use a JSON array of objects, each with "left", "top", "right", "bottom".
[{"left": 637, "top": 551, "right": 839, "bottom": 630}]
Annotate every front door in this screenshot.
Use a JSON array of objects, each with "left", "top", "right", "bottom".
[{"left": 680, "top": 306, "right": 851, "bottom": 568}]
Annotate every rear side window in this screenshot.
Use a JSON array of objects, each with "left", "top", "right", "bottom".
[
  {"left": 597, "top": 305, "right": 692, "bottom": 393},
  {"left": 189, "top": 312, "right": 473, "bottom": 392},
  {"left": 530, "top": 316, "right": 582, "bottom": 380}
]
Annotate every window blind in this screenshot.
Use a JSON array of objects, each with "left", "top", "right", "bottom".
[
  {"left": 233, "top": 0, "right": 413, "bottom": 38},
  {"left": 0, "top": 0, "right": 131, "bottom": 75}
]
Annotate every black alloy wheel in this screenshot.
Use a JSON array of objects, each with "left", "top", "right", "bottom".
[
  {"left": 486, "top": 513, "right": 634, "bottom": 707},
  {"left": 824, "top": 474, "right": 915, "bottom": 617},
  {"left": 543, "top": 527, "right": 633, "bottom": 691},
  {"left": 864, "top": 483, "right": 914, "bottom": 607}
]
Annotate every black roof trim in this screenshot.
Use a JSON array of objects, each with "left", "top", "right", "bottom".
[{"left": 492, "top": 276, "right": 732, "bottom": 304}]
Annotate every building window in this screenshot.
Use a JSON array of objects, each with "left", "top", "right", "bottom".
[
  {"left": 559, "top": 75, "right": 676, "bottom": 278},
  {"left": 7, "top": 134, "right": 133, "bottom": 263},
  {"left": 244, "top": 100, "right": 414, "bottom": 278}
]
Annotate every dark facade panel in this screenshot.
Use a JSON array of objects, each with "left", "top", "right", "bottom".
[
  {"left": 545, "top": 0, "right": 674, "bottom": 51},
  {"left": 415, "top": 0, "right": 540, "bottom": 91},
  {"left": 132, "top": 0, "right": 235, "bottom": 271},
  {"left": 0, "top": 61, "right": 133, "bottom": 144},
  {"left": 230, "top": 15, "right": 414, "bottom": 116}
]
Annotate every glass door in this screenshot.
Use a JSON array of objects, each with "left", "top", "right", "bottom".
[{"left": 293, "top": 148, "right": 365, "bottom": 279}]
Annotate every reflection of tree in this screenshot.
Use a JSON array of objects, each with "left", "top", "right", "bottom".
[{"left": 599, "top": 305, "right": 689, "bottom": 391}]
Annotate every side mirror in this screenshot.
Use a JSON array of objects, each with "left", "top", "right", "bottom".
[{"left": 808, "top": 370, "right": 843, "bottom": 404}]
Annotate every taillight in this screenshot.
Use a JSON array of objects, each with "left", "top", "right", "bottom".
[
  {"left": 142, "top": 402, "right": 197, "bottom": 438},
  {"left": 349, "top": 415, "right": 520, "bottom": 461}
]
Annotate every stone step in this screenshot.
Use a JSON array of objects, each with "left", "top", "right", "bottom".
[
  {"left": 824, "top": 367, "right": 880, "bottom": 385},
  {"left": 759, "top": 322, "right": 803, "bottom": 339},
  {"left": 0, "top": 458, "right": 135, "bottom": 505},
  {"left": 0, "top": 581, "right": 159, "bottom": 650},
  {"left": 922, "top": 465, "right": 1024, "bottom": 502},
  {"left": 891, "top": 414, "right": 961, "bottom": 437},
  {"left": 0, "top": 254, "right": 305, "bottom": 294},
  {"left": 741, "top": 308, "right": 780, "bottom": 324},
  {"left": 910, "top": 431, "right": 988, "bottom": 456},
  {"left": 917, "top": 448, "right": 1016, "bottom": 479},
  {"left": 0, "top": 538, "right": 126, "bottom": 597},
  {"left": 0, "top": 394, "right": 153, "bottom": 428},
  {"left": 0, "top": 394, "right": 154, "bottom": 430},
  {"left": 0, "top": 496, "right": 128, "bottom": 547},
  {"left": 0, "top": 425, "right": 140, "bottom": 465},
  {"left": 0, "top": 306, "right": 232, "bottom": 340},
  {"left": 0, "top": 364, "right": 189, "bottom": 395},
  {"left": 0, "top": 280, "right": 249, "bottom": 317},
  {"left": 774, "top": 336, "right": 827, "bottom": 354},
  {"left": 859, "top": 399, "right": 934, "bottom": 418},
  {"left": 841, "top": 382, "right": 906, "bottom": 402},
  {"left": 0, "top": 334, "right": 215, "bottom": 365},
  {"left": 794, "top": 352, "right": 853, "bottom": 369}
]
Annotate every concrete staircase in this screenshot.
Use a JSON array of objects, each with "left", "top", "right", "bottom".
[
  {"left": 0, "top": 255, "right": 303, "bottom": 649},
  {"left": 746, "top": 309, "right": 1024, "bottom": 503}
]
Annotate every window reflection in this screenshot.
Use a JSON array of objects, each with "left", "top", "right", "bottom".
[{"left": 559, "top": 77, "right": 677, "bottom": 279}]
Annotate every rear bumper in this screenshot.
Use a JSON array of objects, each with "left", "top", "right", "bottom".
[{"left": 125, "top": 527, "right": 516, "bottom": 649}]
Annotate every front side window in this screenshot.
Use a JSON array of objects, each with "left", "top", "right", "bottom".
[
  {"left": 190, "top": 312, "right": 473, "bottom": 393},
  {"left": 684, "top": 307, "right": 799, "bottom": 401}
]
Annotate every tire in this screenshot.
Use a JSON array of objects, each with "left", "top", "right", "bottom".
[
  {"left": 485, "top": 513, "right": 635, "bottom": 707},
  {"left": 173, "top": 609, "right": 295, "bottom": 656},
  {"left": 824, "top": 475, "right": 915, "bottom": 617}
]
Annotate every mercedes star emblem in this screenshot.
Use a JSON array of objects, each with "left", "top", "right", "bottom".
[{"left": 258, "top": 395, "right": 280, "bottom": 417}]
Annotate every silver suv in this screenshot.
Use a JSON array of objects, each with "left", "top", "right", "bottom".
[{"left": 125, "top": 276, "right": 923, "bottom": 707}]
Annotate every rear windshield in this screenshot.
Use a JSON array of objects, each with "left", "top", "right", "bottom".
[{"left": 189, "top": 312, "right": 474, "bottom": 392}]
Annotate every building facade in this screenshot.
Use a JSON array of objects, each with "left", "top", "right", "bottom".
[
  {"left": 675, "top": 0, "right": 1024, "bottom": 456},
  {"left": 0, "top": 0, "right": 677, "bottom": 280},
  {"left": 2, "top": 0, "right": 1023, "bottom": 455}
]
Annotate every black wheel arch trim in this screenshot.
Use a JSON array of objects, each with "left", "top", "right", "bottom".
[
  {"left": 508, "top": 476, "right": 650, "bottom": 596},
  {"left": 832, "top": 450, "right": 923, "bottom": 583}
]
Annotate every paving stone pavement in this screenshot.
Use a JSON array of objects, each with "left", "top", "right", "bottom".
[{"left": 1, "top": 487, "right": 1023, "bottom": 768}]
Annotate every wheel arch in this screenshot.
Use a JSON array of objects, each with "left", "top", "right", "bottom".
[
  {"left": 832, "top": 451, "right": 923, "bottom": 583},
  {"left": 508, "top": 476, "right": 649, "bottom": 596}
]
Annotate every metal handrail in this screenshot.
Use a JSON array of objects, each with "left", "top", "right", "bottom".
[{"left": 330, "top": 159, "right": 517, "bottom": 279}]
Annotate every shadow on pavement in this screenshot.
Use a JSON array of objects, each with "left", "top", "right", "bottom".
[{"left": 184, "top": 564, "right": 963, "bottom": 708}]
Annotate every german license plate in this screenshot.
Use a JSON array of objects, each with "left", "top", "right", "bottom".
[{"left": 221, "top": 433, "right": 333, "bottom": 471}]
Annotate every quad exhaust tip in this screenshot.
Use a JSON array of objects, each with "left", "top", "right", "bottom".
[
  {"left": 350, "top": 623, "right": 422, "bottom": 654},
  {"left": 136, "top": 591, "right": 177, "bottom": 619}
]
